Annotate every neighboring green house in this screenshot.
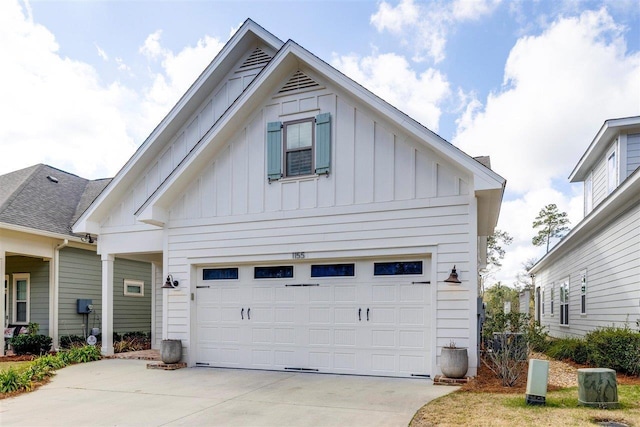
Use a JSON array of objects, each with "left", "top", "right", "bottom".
[{"left": 0, "top": 164, "right": 154, "bottom": 353}]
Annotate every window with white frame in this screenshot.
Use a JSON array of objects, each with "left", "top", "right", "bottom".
[
  {"left": 550, "top": 284, "right": 555, "bottom": 315},
  {"left": 284, "top": 118, "right": 314, "bottom": 177},
  {"left": 580, "top": 271, "right": 587, "bottom": 315},
  {"left": 607, "top": 149, "right": 617, "bottom": 194},
  {"left": 123, "top": 279, "right": 144, "bottom": 297},
  {"left": 585, "top": 172, "right": 593, "bottom": 215},
  {"left": 13, "top": 273, "right": 30, "bottom": 324},
  {"left": 560, "top": 279, "right": 569, "bottom": 325}
]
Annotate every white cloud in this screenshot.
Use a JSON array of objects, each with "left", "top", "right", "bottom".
[
  {"left": 371, "top": 0, "right": 501, "bottom": 63},
  {"left": 0, "top": 0, "right": 137, "bottom": 179},
  {"left": 455, "top": 8, "right": 640, "bottom": 285},
  {"left": 331, "top": 52, "right": 450, "bottom": 130},
  {"left": 454, "top": 8, "right": 640, "bottom": 195},
  {"left": 0, "top": 0, "right": 228, "bottom": 179}
]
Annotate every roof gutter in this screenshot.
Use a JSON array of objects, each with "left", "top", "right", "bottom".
[{"left": 0, "top": 222, "right": 84, "bottom": 243}]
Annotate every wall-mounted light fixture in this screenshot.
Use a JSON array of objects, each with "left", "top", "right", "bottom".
[
  {"left": 444, "top": 266, "right": 462, "bottom": 284},
  {"left": 81, "top": 233, "right": 95, "bottom": 244},
  {"left": 162, "top": 274, "right": 179, "bottom": 289}
]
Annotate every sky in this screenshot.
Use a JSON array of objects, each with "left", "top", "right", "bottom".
[{"left": 1, "top": 0, "right": 639, "bottom": 287}]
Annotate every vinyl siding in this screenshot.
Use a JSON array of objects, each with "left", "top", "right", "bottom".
[
  {"left": 627, "top": 133, "right": 640, "bottom": 177},
  {"left": 538, "top": 201, "right": 640, "bottom": 338},
  {"left": 58, "top": 247, "right": 152, "bottom": 338},
  {"left": 5, "top": 256, "right": 50, "bottom": 334},
  {"left": 591, "top": 154, "right": 608, "bottom": 208},
  {"left": 113, "top": 258, "right": 152, "bottom": 333}
]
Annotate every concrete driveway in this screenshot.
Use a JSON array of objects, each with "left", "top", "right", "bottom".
[{"left": 0, "top": 359, "right": 457, "bottom": 426}]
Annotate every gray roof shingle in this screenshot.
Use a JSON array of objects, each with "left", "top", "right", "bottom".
[{"left": 0, "top": 164, "right": 111, "bottom": 237}]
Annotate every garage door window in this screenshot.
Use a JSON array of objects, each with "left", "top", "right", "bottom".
[
  {"left": 311, "top": 264, "right": 355, "bottom": 277},
  {"left": 254, "top": 266, "right": 294, "bottom": 279},
  {"left": 374, "top": 261, "right": 423, "bottom": 276},
  {"left": 203, "top": 268, "right": 239, "bottom": 280}
]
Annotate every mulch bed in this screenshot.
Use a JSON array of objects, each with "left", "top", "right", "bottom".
[
  {"left": 460, "top": 357, "right": 640, "bottom": 394},
  {"left": 0, "top": 354, "right": 36, "bottom": 362}
]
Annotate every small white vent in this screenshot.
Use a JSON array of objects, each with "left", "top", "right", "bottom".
[
  {"left": 278, "top": 71, "right": 320, "bottom": 94},
  {"left": 239, "top": 47, "right": 272, "bottom": 69}
]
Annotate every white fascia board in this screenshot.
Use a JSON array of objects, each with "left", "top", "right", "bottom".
[
  {"left": 71, "top": 218, "right": 101, "bottom": 235},
  {"left": 73, "top": 19, "right": 283, "bottom": 231},
  {"left": 570, "top": 116, "right": 640, "bottom": 183},
  {"left": 1, "top": 222, "right": 84, "bottom": 243},
  {"left": 530, "top": 168, "right": 640, "bottom": 274}
]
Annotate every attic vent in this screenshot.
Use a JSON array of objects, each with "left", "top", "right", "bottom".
[
  {"left": 47, "top": 175, "right": 59, "bottom": 183},
  {"left": 278, "top": 71, "right": 320, "bottom": 94},
  {"left": 239, "top": 47, "right": 272, "bottom": 69}
]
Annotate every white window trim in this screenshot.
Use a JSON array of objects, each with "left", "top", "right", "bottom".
[
  {"left": 580, "top": 270, "right": 587, "bottom": 315},
  {"left": 607, "top": 145, "right": 618, "bottom": 195},
  {"left": 283, "top": 117, "right": 315, "bottom": 178},
  {"left": 560, "top": 278, "right": 569, "bottom": 326},
  {"left": 550, "top": 283, "right": 555, "bottom": 316},
  {"left": 12, "top": 273, "right": 30, "bottom": 325},
  {"left": 123, "top": 279, "right": 144, "bottom": 297},
  {"left": 584, "top": 171, "right": 593, "bottom": 215}
]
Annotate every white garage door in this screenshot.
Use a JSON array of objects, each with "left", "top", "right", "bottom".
[{"left": 196, "top": 259, "right": 431, "bottom": 378}]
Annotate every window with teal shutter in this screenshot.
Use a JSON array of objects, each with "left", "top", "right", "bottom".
[
  {"left": 267, "top": 121, "right": 282, "bottom": 182},
  {"left": 315, "top": 113, "right": 331, "bottom": 175}
]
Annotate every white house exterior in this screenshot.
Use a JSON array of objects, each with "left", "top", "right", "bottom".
[
  {"left": 531, "top": 116, "right": 640, "bottom": 338},
  {"left": 74, "top": 20, "right": 505, "bottom": 378}
]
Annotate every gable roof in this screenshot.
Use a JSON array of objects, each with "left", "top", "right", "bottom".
[
  {"left": 0, "top": 164, "right": 110, "bottom": 238},
  {"left": 75, "top": 20, "right": 505, "bottom": 236},
  {"left": 73, "top": 19, "right": 283, "bottom": 234},
  {"left": 570, "top": 116, "right": 640, "bottom": 182}
]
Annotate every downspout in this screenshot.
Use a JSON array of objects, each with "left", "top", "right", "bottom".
[{"left": 52, "top": 239, "right": 69, "bottom": 350}]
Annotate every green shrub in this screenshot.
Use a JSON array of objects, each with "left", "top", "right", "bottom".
[
  {"left": 33, "top": 354, "right": 66, "bottom": 371},
  {"left": 546, "top": 337, "right": 588, "bottom": 364},
  {"left": 585, "top": 326, "right": 640, "bottom": 376},
  {"left": 10, "top": 334, "right": 53, "bottom": 355},
  {"left": 525, "top": 322, "right": 550, "bottom": 353},
  {"left": 63, "top": 345, "right": 101, "bottom": 364},
  {"left": 0, "top": 367, "right": 29, "bottom": 393},
  {"left": 59, "top": 335, "right": 87, "bottom": 349}
]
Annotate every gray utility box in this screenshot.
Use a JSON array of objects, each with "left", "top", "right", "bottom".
[
  {"left": 525, "top": 359, "right": 549, "bottom": 405},
  {"left": 77, "top": 299, "right": 93, "bottom": 314}
]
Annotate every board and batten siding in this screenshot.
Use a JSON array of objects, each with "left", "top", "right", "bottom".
[
  {"left": 626, "top": 133, "right": 640, "bottom": 177},
  {"left": 101, "top": 45, "right": 275, "bottom": 230},
  {"left": 538, "top": 201, "right": 640, "bottom": 338},
  {"left": 5, "top": 256, "right": 50, "bottom": 334},
  {"left": 58, "top": 247, "right": 152, "bottom": 337},
  {"left": 153, "top": 263, "right": 163, "bottom": 349},
  {"left": 591, "top": 152, "right": 609, "bottom": 208}
]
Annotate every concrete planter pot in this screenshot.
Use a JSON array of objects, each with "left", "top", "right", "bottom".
[
  {"left": 161, "top": 339, "right": 182, "bottom": 364},
  {"left": 440, "top": 347, "right": 468, "bottom": 379}
]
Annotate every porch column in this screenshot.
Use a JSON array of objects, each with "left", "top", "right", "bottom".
[
  {"left": 101, "top": 254, "right": 114, "bottom": 356},
  {"left": 0, "top": 248, "right": 5, "bottom": 355}
]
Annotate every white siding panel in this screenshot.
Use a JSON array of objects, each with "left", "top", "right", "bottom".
[
  {"left": 539, "top": 201, "right": 640, "bottom": 338},
  {"left": 627, "top": 133, "right": 640, "bottom": 177},
  {"left": 173, "top": 133, "right": 186, "bottom": 169},
  {"left": 247, "top": 114, "right": 265, "bottom": 214},
  {"left": 394, "top": 138, "right": 415, "bottom": 200},
  {"left": 592, "top": 156, "right": 607, "bottom": 207},
  {"left": 232, "top": 131, "right": 248, "bottom": 215},
  {"left": 186, "top": 117, "right": 199, "bottom": 152},
  {"left": 216, "top": 147, "right": 232, "bottom": 216},
  {"left": 354, "top": 109, "right": 374, "bottom": 204},
  {"left": 335, "top": 98, "right": 355, "bottom": 206},
  {"left": 374, "top": 123, "right": 395, "bottom": 202}
]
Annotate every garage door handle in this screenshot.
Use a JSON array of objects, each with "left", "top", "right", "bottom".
[
  {"left": 247, "top": 308, "right": 251, "bottom": 320},
  {"left": 241, "top": 308, "right": 244, "bottom": 320},
  {"left": 367, "top": 308, "right": 370, "bottom": 321},
  {"left": 358, "top": 308, "right": 361, "bottom": 321}
]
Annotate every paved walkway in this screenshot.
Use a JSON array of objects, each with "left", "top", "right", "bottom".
[{"left": 0, "top": 358, "right": 457, "bottom": 426}]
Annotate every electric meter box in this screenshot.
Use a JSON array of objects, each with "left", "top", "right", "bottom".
[{"left": 77, "top": 299, "right": 93, "bottom": 314}]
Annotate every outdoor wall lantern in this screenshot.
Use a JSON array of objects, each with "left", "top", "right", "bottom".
[
  {"left": 162, "top": 274, "right": 179, "bottom": 289},
  {"left": 444, "top": 266, "right": 462, "bottom": 284}
]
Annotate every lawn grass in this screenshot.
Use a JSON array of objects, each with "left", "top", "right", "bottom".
[
  {"left": 411, "top": 385, "right": 640, "bottom": 426},
  {"left": 0, "top": 361, "right": 33, "bottom": 373}
]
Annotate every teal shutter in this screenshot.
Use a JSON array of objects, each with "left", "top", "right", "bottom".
[
  {"left": 267, "top": 121, "right": 282, "bottom": 181},
  {"left": 315, "top": 113, "right": 331, "bottom": 175}
]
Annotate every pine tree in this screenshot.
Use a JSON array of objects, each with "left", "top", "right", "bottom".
[{"left": 532, "top": 204, "right": 570, "bottom": 253}]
